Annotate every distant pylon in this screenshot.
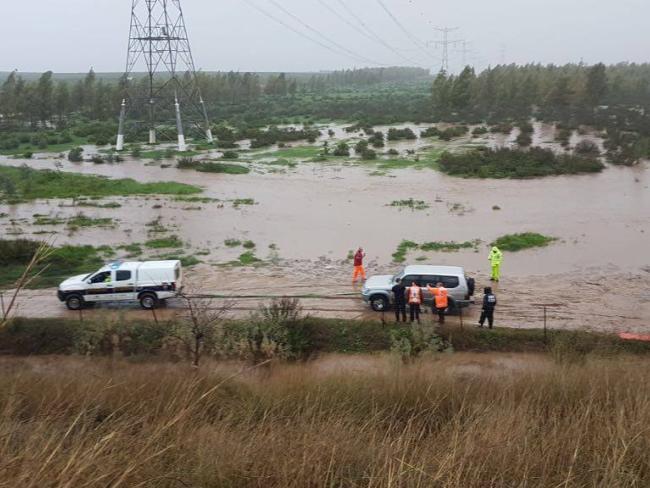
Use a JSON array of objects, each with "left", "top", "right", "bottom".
[
  {"left": 428, "top": 27, "right": 462, "bottom": 73},
  {"left": 116, "top": 0, "right": 213, "bottom": 151}
]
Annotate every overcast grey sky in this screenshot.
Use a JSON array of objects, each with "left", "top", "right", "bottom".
[{"left": 1, "top": 0, "right": 648, "bottom": 74}]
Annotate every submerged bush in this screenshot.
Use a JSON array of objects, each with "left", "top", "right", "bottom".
[{"left": 438, "top": 147, "right": 604, "bottom": 178}]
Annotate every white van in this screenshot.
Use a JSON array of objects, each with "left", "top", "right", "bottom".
[{"left": 57, "top": 260, "right": 182, "bottom": 310}]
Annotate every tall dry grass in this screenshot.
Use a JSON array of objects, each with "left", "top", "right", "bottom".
[{"left": 0, "top": 354, "right": 649, "bottom": 487}]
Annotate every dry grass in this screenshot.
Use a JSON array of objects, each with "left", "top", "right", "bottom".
[{"left": 0, "top": 353, "right": 649, "bottom": 487}]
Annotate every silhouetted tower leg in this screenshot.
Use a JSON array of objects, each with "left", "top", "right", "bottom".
[
  {"left": 116, "top": 0, "right": 213, "bottom": 151},
  {"left": 116, "top": 99, "right": 126, "bottom": 151}
]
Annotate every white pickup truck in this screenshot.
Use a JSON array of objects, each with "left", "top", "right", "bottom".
[{"left": 57, "top": 260, "right": 182, "bottom": 310}]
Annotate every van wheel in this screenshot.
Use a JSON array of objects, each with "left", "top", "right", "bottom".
[
  {"left": 139, "top": 293, "right": 158, "bottom": 310},
  {"left": 65, "top": 295, "right": 84, "bottom": 311},
  {"left": 446, "top": 298, "right": 458, "bottom": 314},
  {"left": 370, "top": 295, "right": 388, "bottom": 312}
]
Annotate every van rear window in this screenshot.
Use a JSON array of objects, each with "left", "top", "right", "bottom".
[{"left": 116, "top": 270, "right": 132, "bottom": 281}]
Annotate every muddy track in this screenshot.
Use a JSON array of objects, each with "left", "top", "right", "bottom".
[{"left": 7, "top": 264, "right": 650, "bottom": 334}]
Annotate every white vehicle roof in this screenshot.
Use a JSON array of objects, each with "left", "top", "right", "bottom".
[
  {"left": 402, "top": 265, "right": 465, "bottom": 276},
  {"left": 97, "top": 260, "right": 181, "bottom": 273}
]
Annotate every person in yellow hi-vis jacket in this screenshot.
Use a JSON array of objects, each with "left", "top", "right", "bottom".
[{"left": 488, "top": 246, "right": 503, "bottom": 282}]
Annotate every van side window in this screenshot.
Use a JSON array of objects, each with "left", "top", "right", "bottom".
[
  {"left": 116, "top": 271, "right": 132, "bottom": 282},
  {"left": 439, "top": 276, "right": 460, "bottom": 288},
  {"left": 90, "top": 271, "right": 111, "bottom": 284},
  {"left": 402, "top": 276, "right": 420, "bottom": 286}
]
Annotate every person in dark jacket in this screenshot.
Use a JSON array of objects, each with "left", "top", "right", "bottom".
[
  {"left": 478, "top": 287, "right": 497, "bottom": 329},
  {"left": 391, "top": 278, "right": 407, "bottom": 323}
]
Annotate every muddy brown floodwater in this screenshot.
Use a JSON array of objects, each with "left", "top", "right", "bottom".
[{"left": 1, "top": 123, "right": 649, "bottom": 331}]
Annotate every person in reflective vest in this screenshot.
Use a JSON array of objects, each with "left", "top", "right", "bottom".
[
  {"left": 489, "top": 246, "right": 503, "bottom": 282},
  {"left": 407, "top": 282, "right": 423, "bottom": 324},
  {"left": 352, "top": 247, "right": 366, "bottom": 284},
  {"left": 428, "top": 282, "right": 449, "bottom": 324}
]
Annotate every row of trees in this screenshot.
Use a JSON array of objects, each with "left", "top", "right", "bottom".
[
  {"left": 2, "top": 63, "right": 650, "bottom": 135},
  {"left": 431, "top": 63, "right": 650, "bottom": 123},
  {"left": 0, "top": 67, "right": 430, "bottom": 128}
]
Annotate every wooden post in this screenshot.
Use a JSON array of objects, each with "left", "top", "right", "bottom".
[{"left": 544, "top": 305, "right": 548, "bottom": 344}]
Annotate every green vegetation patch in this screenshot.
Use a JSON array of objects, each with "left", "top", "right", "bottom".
[
  {"left": 438, "top": 147, "right": 604, "bottom": 179},
  {"left": 492, "top": 233, "right": 557, "bottom": 252},
  {"left": 392, "top": 239, "right": 480, "bottom": 263},
  {"left": 388, "top": 198, "right": 430, "bottom": 210},
  {"left": 0, "top": 239, "right": 107, "bottom": 289},
  {"left": 177, "top": 158, "right": 250, "bottom": 175},
  {"left": 0, "top": 165, "right": 201, "bottom": 202},
  {"left": 66, "top": 214, "right": 115, "bottom": 229},
  {"left": 145, "top": 236, "right": 184, "bottom": 249},
  {"left": 256, "top": 146, "right": 321, "bottom": 160}
]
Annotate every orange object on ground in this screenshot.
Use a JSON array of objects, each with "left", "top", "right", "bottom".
[
  {"left": 619, "top": 332, "right": 650, "bottom": 342},
  {"left": 428, "top": 286, "right": 449, "bottom": 308},
  {"left": 352, "top": 265, "right": 366, "bottom": 282}
]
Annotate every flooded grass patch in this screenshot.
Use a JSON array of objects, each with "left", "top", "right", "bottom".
[
  {"left": 0, "top": 165, "right": 201, "bottom": 201},
  {"left": 393, "top": 239, "right": 481, "bottom": 262},
  {"left": 145, "top": 235, "right": 184, "bottom": 249},
  {"left": 388, "top": 198, "right": 430, "bottom": 210},
  {"left": 177, "top": 158, "right": 250, "bottom": 175},
  {"left": 492, "top": 232, "right": 557, "bottom": 251},
  {"left": 0, "top": 239, "right": 109, "bottom": 289},
  {"left": 254, "top": 146, "right": 321, "bottom": 160},
  {"left": 439, "top": 147, "right": 604, "bottom": 178}
]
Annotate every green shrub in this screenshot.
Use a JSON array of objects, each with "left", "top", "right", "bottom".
[
  {"left": 438, "top": 147, "right": 604, "bottom": 178},
  {"left": 492, "top": 232, "right": 556, "bottom": 251}
]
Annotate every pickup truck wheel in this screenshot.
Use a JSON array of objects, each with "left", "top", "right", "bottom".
[
  {"left": 370, "top": 295, "right": 388, "bottom": 312},
  {"left": 139, "top": 293, "right": 158, "bottom": 310},
  {"left": 65, "top": 295, "right": 84, "bottom": 311}
]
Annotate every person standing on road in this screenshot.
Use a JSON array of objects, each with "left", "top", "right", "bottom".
[
  {"left": 407, "top": 281, "right": 423, "bottom": 324},
  {"left": 391, "top": 278, "right": 407, "bottom": 323},
  {"left": 428, "top": 282, "right": 449, "bottom": 324},
  {"left": 352, "top": 247, "right": 366, "bottom": 284},
  {"left": 489, "top": 246, "right": 503, "bottom": 282},
  {"left": 478, "top": 287, "right": 497, "bottom": 329}
]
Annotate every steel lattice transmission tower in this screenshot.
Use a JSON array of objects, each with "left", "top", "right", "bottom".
[{"left": 116, "top": 0, "right": 213, "bottom": 151}]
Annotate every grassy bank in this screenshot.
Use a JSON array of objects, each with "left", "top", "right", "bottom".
[
  {"left": 1, "top": 351, "right": 649, "bottom": 486},
  {"left": 438, "top": 147, "right": 605, "bottom": 178},
  {"left": 2, "top": 316, "right": 649, "bottom": 357},
  {"left": 0, "top": 165, "right": 201, "bottom": 201}
]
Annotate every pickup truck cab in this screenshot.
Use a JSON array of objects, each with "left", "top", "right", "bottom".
[
  {"left": 362, "top": 265, "right": 474, "bottom": 312},
  {"left": 57, "top": 260, "right": 182, "bottom": 310}
]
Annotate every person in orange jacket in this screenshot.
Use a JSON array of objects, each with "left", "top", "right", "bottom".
[
  {"left": 407, "top": 281, "right": 423, "bottom": 324},
  {"left": 427, "top": 281, "right": 449, "bottom": 324},
  {"left": 352, "top": 247, "right": 366, "bottom": 284}
]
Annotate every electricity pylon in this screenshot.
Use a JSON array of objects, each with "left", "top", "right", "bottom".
[
  {"left": 428, "top": 27, "right": 463, "bottom": 73},
  {"left": 116, "top": 0, "right": 213, "bottom": 151}
]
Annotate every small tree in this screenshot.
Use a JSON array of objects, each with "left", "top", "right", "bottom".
[
  {"left": 67, "top": 147, "right": 83, "bottom": 162},
  {"left": 333, "top": 141, "right": 350, "bottom": 157},
  {"left": 172, "top": 290, "right": 234, "bottom": 368}
]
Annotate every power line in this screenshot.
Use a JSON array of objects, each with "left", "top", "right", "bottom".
[
  {"left": 241, "top": 0, "right": 380, "bottom": 66},
  {"left": 375, "top": 0, "right": 437, "bottom": 62},
  {"left": 265, "top": 0, "right": 387, "bottom": 66},
  {"left": 326, "top": 0, "right": 427, "bottom": 67}
]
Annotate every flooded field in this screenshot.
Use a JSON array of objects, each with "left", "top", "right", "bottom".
[{"left": 2, "top": 122, "right": 649, "bottom": 329}]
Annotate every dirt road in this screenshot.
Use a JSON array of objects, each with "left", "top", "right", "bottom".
[{"left": 8, "top": 261, "right": 650, "bottom": 334}]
